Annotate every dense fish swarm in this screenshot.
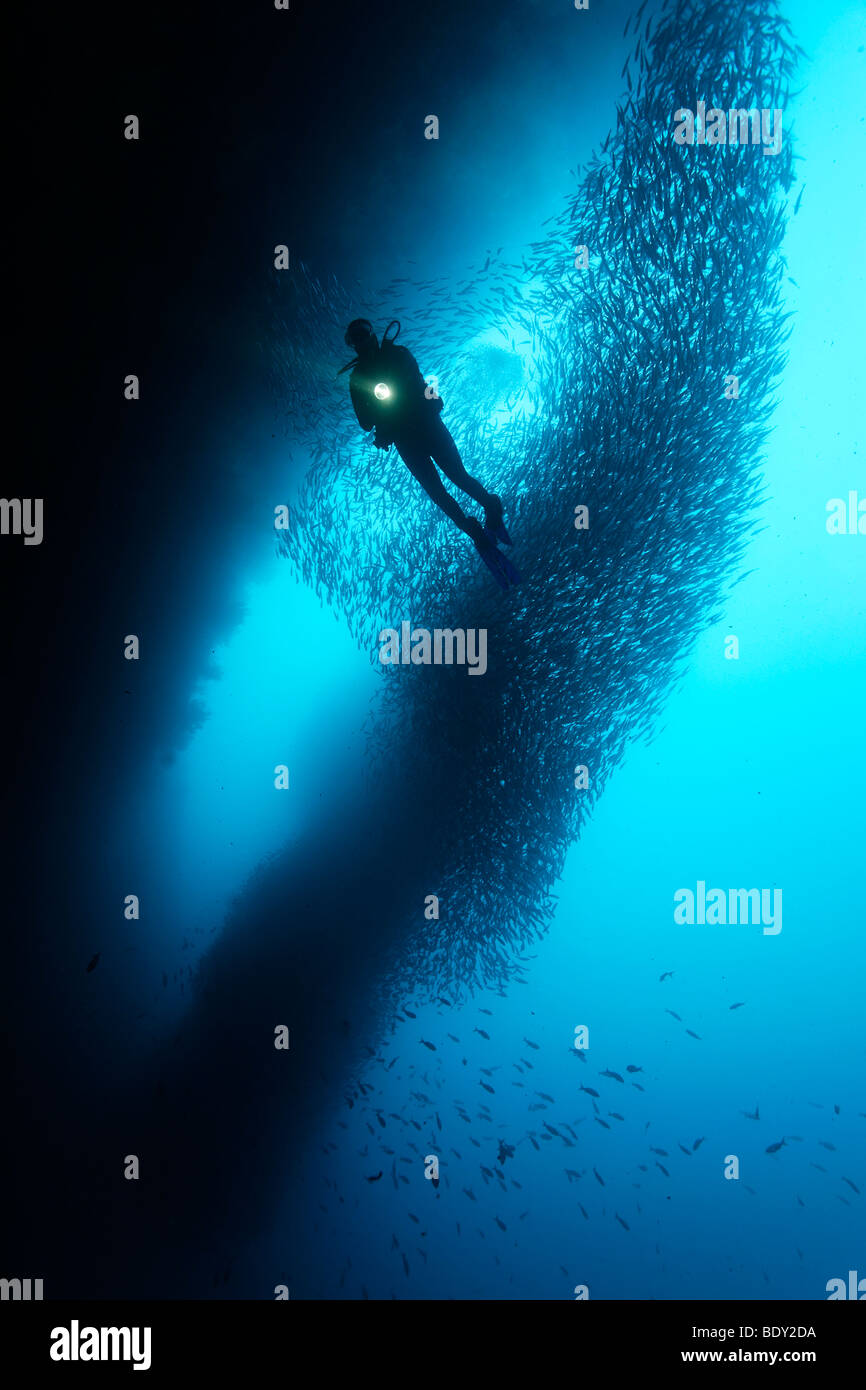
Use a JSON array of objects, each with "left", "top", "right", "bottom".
[{"left": 268, "top": 0, "right": 799, "bottom": 997}]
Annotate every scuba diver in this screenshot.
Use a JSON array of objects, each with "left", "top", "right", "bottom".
[{"left": 341, "top": 319, "right": 519, "bottom": 587}]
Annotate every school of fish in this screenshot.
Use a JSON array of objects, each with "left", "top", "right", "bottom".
[{"left": 268, "top": 0, "right": 800, "bottom": 1006}]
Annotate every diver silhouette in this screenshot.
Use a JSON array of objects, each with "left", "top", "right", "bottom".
[{"left": 342, "top": 319, "right": 512, "bottom": 562}]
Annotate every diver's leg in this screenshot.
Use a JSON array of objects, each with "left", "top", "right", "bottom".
[
  {"left": 427, "top": 419, "right": 495, "bottom": 509},
  {"left": 426, "top": 418, "right": 506, "bottom": 534},
  {"left": 399, "top": 446, "right": 489, "bottom": 545}
]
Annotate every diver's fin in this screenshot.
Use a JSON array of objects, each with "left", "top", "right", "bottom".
[
  {"left": 476, "top": 541, "right": 520, "bottom": 591},
  {"left": 494, "top": 548, "right": 521, "bottom": 586},
  {"left": 476, "top": 542, "right": 509, "bottom": 591},
  {"left": 484, "top": 519, "right": 513, "bottom": 547},
  {"left": 483, "top": 495, "right": 512, "bottom": 546}
]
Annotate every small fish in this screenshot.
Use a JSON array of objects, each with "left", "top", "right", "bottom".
[
  {"left": 842, "top": 1177, "right": 861, "bottom": 1194},
  {"left": 615, "top": 1212, "right": 630, "bottom": 1231},
  {"left": 729, "top": 1002, "right": 746, "bottom": 1010},
  {"left": 819, "top": 1141, "right": 837, "bottom": 1151},
  {"left": 626, "top": 1065, "right": 643, "bottom": 1073},
  {"left": 479, "top": 1008, "right": 493, "bottom": 1016},
  {"left": 678, "top": 1144, "right": 691, "bottom": 1156},
  {"left": 742, "top": 1106, "right": 760, "bottom": 1121},
  {"left": 600, "top": 1069, "right": 624, "bottom": 1083},
  {"left": 404, "top": 1009, "right": 416, "bottom": 1018},
  {"left": 365, "top": 1172, "right": 383, "bottom": 1183},
  {"left": 595, "top": 1118, "right": 611, "bottom": 1129},
  {"left": 420, "top": 1039, "right": 436, "bottom": 1051},
  {"left": 793, "top": 185, "right": 805, "bottom": 214},
  {"left": 402, "top": 1254, "right": 410, "bottom": 1277},
  {"left": 632, "top": 1083, "right": 645, "bottom": 1092},
  {"left": 564, "top": 1168, "right": 580, "bottom": 1183},
  {"left": 655, "top": 1161, "right": 669, "bottom": 1177},
  {"left": 693, "top": 1137, "right": 706, "bottom": 1151},
  {"left": 580, "top": 1085, "right": 600, "bottom": 1098},
  {"left": 447, "top": 1033, "right": 460, "bottom": 1043},
  {"left": 609, "top": 1112, "right": 625, "bottom": 1122},
  {"left": 665, "top": 1009, "right": 681, "bottom": 1021},
  {"left": 86, "top": 954, "right": 100, "bottom": 973},
  {"left": 578, "top": 1203, "right": 589, "bottom": 1220},
  {"left": 536, "top": 1092, "right": 555, "bottom": 1103},
  {"left": 480, "top": 1082, "right": 495, "bottom": 1094},
  {"left": 810, "top": 1163, "right": 827, "bottom": 1173},
  {"left": 494, "top": 1216, "right": 507, "bottom": 1232},
  {"left": 523, "top": 1038, "right": 540, "bottom": 1050},
  {"left": 473, "top": 1028, "right": 490, "bottom": 1040},
  {"left": 593, "top": 1167, "right": 605, "bottom": 1187},
  {"left": 796, "top": 1194, "right": 804, "bottom": 1206},
  {"left": 659, "top": 971, "right": 674, "bottom": 982},
  {"left": 765, "top": 1139, "right": 786, "bottom": 1154},
  {"left": 650, "top": 1147, "right": 668, "bottom": 1157},
  {"left": 685, "top": 1030, "right": 701, "bottom": 1040}
]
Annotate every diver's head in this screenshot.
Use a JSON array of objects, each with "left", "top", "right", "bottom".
[{"left": 345, "top": 318, "right": 378, "bottom": 356}]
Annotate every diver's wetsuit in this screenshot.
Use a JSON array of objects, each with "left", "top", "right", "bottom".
[{"left": 349, "top": 342, "right": 495, "bottom": 540}]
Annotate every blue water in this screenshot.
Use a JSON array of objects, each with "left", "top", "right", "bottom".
[{"left": 98, "top": 0, "right": 864, "bottom": 1299}]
